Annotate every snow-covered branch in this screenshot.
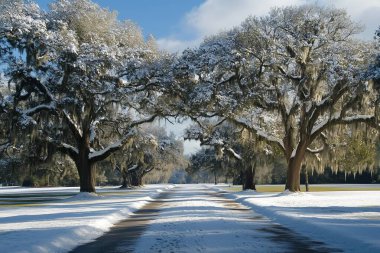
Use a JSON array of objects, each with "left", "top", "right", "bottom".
[
  {"left": 129, "top": 114, "right": 159, "bottom": 128},
  {"left": 23, "top": 102, "right": 56, "bottom": 116},
  {"left": 51, "top": 141, "right": 79, "bottom": 160},
  {"left": 60, "top": 143, "right": 79, "bottom": 157},
  {"left": 306, "top": 147, "right": 324, "bottom": 154},
  {"left": 228, "top": 117, "right": 285, "bottom": 151},
  {"left": 62, "top": 110, "right": 83, "bottom": 139},
  {"left": 311, "top": 115, "right": 376, "bottom": 141},
  {"left": 89, "top": 131, "right": 135, "bottom": 163},
  {"left": 143, "top": 167, "right": 154, "bottom": 175},
  {"left": 225, "top": 147, "right": 242, "bottom": 160},
  {"left": 89, "top": 117, "right": 105, "bottom": 143},
  {"left": 127, "top": 164, "right": 138, "bottom": 171}
]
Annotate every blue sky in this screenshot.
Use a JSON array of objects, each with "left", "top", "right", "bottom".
[{"left": 36, "top": 0, "right": 203, "bottom": 41}]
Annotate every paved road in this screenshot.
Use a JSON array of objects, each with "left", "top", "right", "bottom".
[{"left": 70, "top": 185, "right": 341, "bottom": 253}]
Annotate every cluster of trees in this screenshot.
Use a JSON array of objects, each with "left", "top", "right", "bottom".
[{"left": 0, "top": 1, "right": 379, "bottom": 192}]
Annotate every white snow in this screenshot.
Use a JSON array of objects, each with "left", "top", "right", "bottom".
[
  {"left": 1, "top": 184, "right": 379, "bottom": 252},
  {"left": 127, "top": 185, "right": 287, "bottom": 253},
  {"left": 61, "top": 143, "right": 79, "bottom": 154},
  {"left": 0, "top": 185, "right": 173, "bottom": 253},
  {"left": 226, "top": 147, "right": 242, "bottom": 160},
  {"left": 215, "top": 185, "right": 380, "bottom": 253}
]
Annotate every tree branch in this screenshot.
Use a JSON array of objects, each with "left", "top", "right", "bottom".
[
  {"left": 311, "top": 115, "right": 376, "bottom": 141},
  {"left": 61, "top": 109, "right": 83, "bottom": 140},
  {"left": 89, "top": 131, "right": 135, "bottom": 163},
  {"left": 227, "top": 117, "right": 285, "bottom": 151}
]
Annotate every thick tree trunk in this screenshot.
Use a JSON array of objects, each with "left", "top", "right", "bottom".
[
  {"left": 77, "top": 160, "right": 96, "bottom": 192},
  {"left": 285, "top": 154, "right": 303, "bottom": 192},
  {"left": 242, "top": 164, "right": 256, "bottom": 191},
  {"left": 130, "top": 171, "right": 141, "bottom": 186},
  {"left": 120, "top": 173, "right": 128, "bottom": 188},
  {"left": 76, "top": 139, "right": 96, "bottom": 193}
]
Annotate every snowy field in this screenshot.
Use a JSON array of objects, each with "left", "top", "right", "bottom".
[
  {"left": 0, "top": 185, "right": 173, "bottom": 253},
  {"left": 215, "top": 184, "right": 380, "bottom": 253},
  {"left": 0, "top": 184, "right": 379, "bottom": 253}
]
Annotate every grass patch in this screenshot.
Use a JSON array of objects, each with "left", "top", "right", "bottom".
[
  {"left": 220, "top": 185, "right": 380, "bottom": 192},
  {"left": 257, "top": 185, "right": 380, "bottom": 192},
  {"left": 256, "top": 185, "right": 303, "bottom": 192},
  {"left": 307, "top": 187, "right": 380, "bottom": 192},
  {"left": 99, "top": 191, "right": 137, "bottom": 196}
]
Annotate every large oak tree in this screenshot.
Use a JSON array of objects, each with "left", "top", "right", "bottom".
[
  {"left": 0, "top": 0, "right": 166, "bottom": 192},
  {"left": 174, "top": 5, "right": 378, "bottom": 191}
]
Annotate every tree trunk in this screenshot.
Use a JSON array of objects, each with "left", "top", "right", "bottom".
[
  {"left": 77, "top": 160, "right": 96, "bottom": 192},
  {"left": 242, "top": 164, "right": 256, "bottom": 190},
  {"left": 120, "top": 173, "right": 128, "bottom": 188},
  {"left": 76, "top": 140, "right": 96, "bottom": 193},
  {"left": 214, "top": 170, "right": 217, "bottom": 185},
  {"left": 303, "top": 165, "right": 309, "bottom": 192},
  {"left": 45, "top": 174, "right": 49, "bottom": 186},
  {"left": 233, "top": 170, "right": 243, "bottom": 185},
  {"left": 130, "top": 171, "right": 141, "bottom": 187},
  {"left": 285, "top": 153, "right": 304, "bottom": 192}
]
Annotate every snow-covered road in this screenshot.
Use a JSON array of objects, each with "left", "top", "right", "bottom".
[{"left": 71, "top": 185, "right": 339, "bottom": 253}]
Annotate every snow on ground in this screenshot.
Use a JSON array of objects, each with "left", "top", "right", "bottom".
[
  {"left": 0, "top": 185, "right": 174, "bottom": 253},
  {"left": 214, "top": 184, "right": 380, "bottom": 253},
  {"left": 1, "top": 184, "right": 379, "bottom": 253},
  {"left": 126, "top": 185, "right": 302, "bottom": 253}
]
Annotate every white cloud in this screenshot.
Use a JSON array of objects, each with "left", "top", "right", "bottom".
[
  {"left": 157, "top": 0, "right": 380, "bottom": 52},
  {"left": 185, "top": 0, "right": 303, "bottom": 37}
]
